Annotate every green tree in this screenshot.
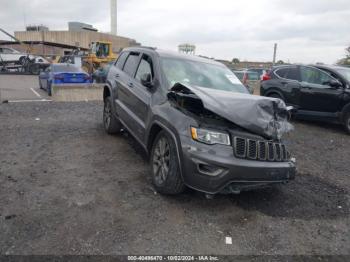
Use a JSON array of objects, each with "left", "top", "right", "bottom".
[
  {"left": 337, "top": 45, "right": 350, "bottom": 65},
  {"left": 276, "top": 60, "right": 285, "bottom": 65},
  {"left": 232, "top": 58, "right": 240, "bottom": 64}
]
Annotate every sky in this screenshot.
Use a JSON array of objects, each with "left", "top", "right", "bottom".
[{"left": 1, "top": 0, "right": 349, "bottom": 64}]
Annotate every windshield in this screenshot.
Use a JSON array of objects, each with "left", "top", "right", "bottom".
[
  {"left": 161, "top": 57, "right": 248, "bottom": 93},
  {"left": 335, "top": 67, "right": 350, "bottom": 82}
]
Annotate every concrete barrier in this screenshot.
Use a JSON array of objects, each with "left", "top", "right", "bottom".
[{"left": 51, "top": 84, "right": 104, "bottom": 102}]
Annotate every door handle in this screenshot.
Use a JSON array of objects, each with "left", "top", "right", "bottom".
[
  {"left": 128, "top": 82, "right": 134, "bottom": 88},
  {"left": 115, "top": 73, "right": 119, "bottom": 78}
]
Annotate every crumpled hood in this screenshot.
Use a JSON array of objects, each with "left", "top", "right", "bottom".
[{"left": 169, "top": 83, "right": 293, "bottom": 140}]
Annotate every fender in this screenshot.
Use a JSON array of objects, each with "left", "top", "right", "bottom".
[
  {"left": 147, "top": 119, "right": 185, "bottom": 181},
  {"left": 104, "top": 80, "right": 118, "bottom": 114},
  {"left": 341, "top": 102, "right": 350, "bottom": 121}
]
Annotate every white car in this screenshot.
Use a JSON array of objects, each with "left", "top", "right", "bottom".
[{"left": 0, "top": 47, "right": 48, "bottom": 64}]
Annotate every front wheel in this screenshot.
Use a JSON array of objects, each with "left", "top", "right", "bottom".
[
  {"left": 150, "top": 131, "right": 185, "bottom": 195},
  {"left": 103, "top": 97, "right": 122, "bottom": 134},
  {"left": 344, "top": 113, "right": 350, "bottom": 134}
]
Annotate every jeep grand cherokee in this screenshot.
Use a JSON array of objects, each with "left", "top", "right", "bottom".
[{"left": 103, "top": 47, "right": 296, "bottom": 195}]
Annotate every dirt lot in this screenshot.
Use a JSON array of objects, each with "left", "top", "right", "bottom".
[{"left": 0, "top": 99, "right": 349, "bottom": 256}]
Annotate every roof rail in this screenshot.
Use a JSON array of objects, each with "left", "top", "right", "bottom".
[{"left": 138, "top": 46, "right": 157, "bottom": 50}]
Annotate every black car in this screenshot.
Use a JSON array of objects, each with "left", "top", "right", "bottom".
[
  {"left": 260, "top": 64, "right": 350, "bottom": 133},
  {"left": 103, "top": 47, "right": 296, "bottom": 195}
]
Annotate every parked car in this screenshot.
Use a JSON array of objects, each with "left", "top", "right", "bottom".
[
  {"left": 0, "top": 47, "right": 48, "bottom": 65},
  {"left": 39, "top": 63, "right": 92, "bottom": 96},
  {"left": 260, "top": 64, "right": 350, "bottom": 133},
  {"left": 92, "top": 62, "right": 113, "bottom": 83},
  {"left": 232, "top": 70, "right": 260, "bottom": 94},
  {"left": 103, "top": 47, "right": 295, "bottom": 195},
  {"left": 247, "top": 68, "right": 267, "bottom": 79}
]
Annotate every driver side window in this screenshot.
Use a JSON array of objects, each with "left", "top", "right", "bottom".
[
  {"left": 300, "top": 66, "right": 332, "bottom": 86},
  {"left": 135, "top": 55, "right": 153, "bottom": 82}
]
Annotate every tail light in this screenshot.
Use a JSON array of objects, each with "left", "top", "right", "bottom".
[
  {"left": 261, "top": 71, "right": 271, "bottom": 81},
  {"left": 54, "top": 74, "right": 64, "bottom": 80}
]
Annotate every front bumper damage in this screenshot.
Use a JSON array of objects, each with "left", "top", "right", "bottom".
[{"left": 180, "top": 135, "right": 296, "bottom": 194}]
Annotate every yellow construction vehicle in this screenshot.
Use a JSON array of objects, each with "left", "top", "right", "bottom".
[{"left": 82, "top": 41, "right": 117, "bottom": 73}]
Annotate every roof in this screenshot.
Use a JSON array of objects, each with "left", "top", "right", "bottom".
[
  {"left": 122, "top": 46, "right": 224, "bottom": 66},
  {"left": 312, "top": 64, "right": 350, "bottom": 70}
]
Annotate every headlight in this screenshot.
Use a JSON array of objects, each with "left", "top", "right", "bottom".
[{"left": 191, "top": 127, "right": 231, "bottom": 145}]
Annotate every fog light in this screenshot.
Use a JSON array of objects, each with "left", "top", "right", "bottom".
[{"left": 197, "top": 163, "right": 224, "bottom": 176}]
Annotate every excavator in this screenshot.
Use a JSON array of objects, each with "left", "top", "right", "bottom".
[{"left": 59, "top": 41, "right": 117, "bottom": 74}]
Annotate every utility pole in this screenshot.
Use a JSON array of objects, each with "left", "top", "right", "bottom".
[{"left": 273, "top": 43, "right": 277, "bottom": 65}]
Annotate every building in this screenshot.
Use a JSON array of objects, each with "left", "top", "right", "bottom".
[
  {"left": 0, "top": 22, "right": 140, "bottom": 56},
  {"left": 68, "top": 22, "right": 98, "bottom": 32}
]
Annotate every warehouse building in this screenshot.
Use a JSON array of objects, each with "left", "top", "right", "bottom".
[{"left": 0, "top": 22, "right": 140, "bottom": 56}]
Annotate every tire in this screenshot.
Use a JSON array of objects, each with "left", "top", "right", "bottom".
[
  {"left": 47, "top": 82, "right": 52, "bottom": 96},
  {"left": 344, "top": 113, "right": 350, "bottom": 134},
  {"left": 268, "top": 93, "right": 283, "bottom": 100},
  {"left": 103, "top": 96, "right": 122, "bottom": 134},
  {"left": 150, "top": 130, "right": 185, "bottom": 195}
]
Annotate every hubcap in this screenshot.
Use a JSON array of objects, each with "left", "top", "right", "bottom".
[
  {"left": 104, "top": 101, "right": 111, "bottom": 129},
  {"left": 152, "top": 136, "right": 170, "bottom": 185}
]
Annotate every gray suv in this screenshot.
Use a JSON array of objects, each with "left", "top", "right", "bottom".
[{"left": 103, "top": 47, "right": 296, "bottom": 195}]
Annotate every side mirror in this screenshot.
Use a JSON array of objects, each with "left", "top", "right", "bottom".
[
  {"left": 325, "top": 79, "right": 342, "bottom": 88},
  {"left": 141, "top": 73, "right": 154, "bottom": 88}
]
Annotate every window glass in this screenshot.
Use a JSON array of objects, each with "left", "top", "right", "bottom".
[
  {"left": 161, "top": 57, "right": 248, "bottom": 94},
  {"left": 301, "top": 66, "right": 332, "bottom": 85},
  {"left": 115, "top": 52, "right": 128, "bottom": 69},
  {"left": 135, "top": 55, "right": 153, "bottom": 81},
  {"left": 275, "top": 68, "right": 289, "bottom": 78},
  {"left": 123, "top": 53, "right": 140, "bottom": 76}
]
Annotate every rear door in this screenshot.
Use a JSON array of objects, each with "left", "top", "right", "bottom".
[
  {"left": 299, "top": 66, "right": 343, "bottom": 113},
  {"left": 274, "top": 66, "right": 301, "bottom": 107}
]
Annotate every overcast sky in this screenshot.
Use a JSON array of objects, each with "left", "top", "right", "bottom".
[{"left": 1, "top": 0, "right": 349, "bottom": 64}]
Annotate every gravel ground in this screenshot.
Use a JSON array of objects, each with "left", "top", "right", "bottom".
[{"left": 0, "top": 101, "right": 349, "bottom": 255}]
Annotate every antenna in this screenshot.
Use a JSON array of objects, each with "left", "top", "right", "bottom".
[{"left": 110, "top": 0, "right": 117, "bottom": 35}]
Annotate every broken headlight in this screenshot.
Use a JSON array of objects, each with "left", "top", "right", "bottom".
[{"left": 191, "top": 127, "right": 231, "bottom": 146}]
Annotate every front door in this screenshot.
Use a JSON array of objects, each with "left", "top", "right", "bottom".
[{"left": 299, "top": 66, "right": 343, "bottom": 113}]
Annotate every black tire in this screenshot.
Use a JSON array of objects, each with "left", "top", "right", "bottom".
[
  {"left": 103, "top": 96, "right": 122, "bottom": 134},
  {"left": 268, "top": 93, "right": 283, "bottom": 100},
  {"left": 344, "top": 113, "right": 350, "bottom": 134},
  {"left": 47, "top": 82, "right": 52, "bottom": 96},
  {"left": 150, "top": 131, "right": 185, "bottom": 195}
]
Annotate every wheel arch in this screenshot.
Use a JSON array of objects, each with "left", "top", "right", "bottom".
[
  {"left": 265, "top": 89, "right": 285, "bottom": 100},
  {"left": 146, "top": 120, "right": 185, "bottom": 181}
]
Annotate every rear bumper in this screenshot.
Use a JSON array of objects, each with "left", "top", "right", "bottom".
[{"left": 180, "top": 136, "right": 296, "bottom": 194}]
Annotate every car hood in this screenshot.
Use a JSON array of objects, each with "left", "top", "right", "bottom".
[{"left": 169, "top": 83, "right": 293, "bottom": 140}]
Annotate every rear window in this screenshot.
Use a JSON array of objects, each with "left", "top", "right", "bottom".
[
  {"left": 275, "top": 67, "right": 299, "bottom": 81},
  {"left": 52, "top": 65, "right": 82, "bottom": 73},
  {"left": 123, "top": 52, "right": 140, "bottom": 76}
]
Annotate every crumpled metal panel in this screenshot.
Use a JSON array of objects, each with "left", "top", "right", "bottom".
[{"left": 169, "top": 83, "right": 293, "bottom": 140}]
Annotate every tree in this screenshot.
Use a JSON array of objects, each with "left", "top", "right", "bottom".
[
  {"left": 232, "top": 58, "right": 240, "bottom": 64},
  {"left": 276, "top": 60, "right": 285, "bottom": 65},
  {"left": 337, "top": 45, "right": 350, "bottom": 66}
]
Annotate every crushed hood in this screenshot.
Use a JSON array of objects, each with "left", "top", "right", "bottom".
[{"left": 169, "top": 83, "right": 293, "bottom": 140}]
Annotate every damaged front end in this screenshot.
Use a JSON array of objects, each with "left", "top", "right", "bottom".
[{"left": 167, "top": 83, "right": 293, "bottom": 140}]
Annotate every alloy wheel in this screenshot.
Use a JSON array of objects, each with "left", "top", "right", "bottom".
[
  {"left": 152, "top": 136, "right": 171, "bottom": 185},
  {"left": 104, "top": 101, "right": 111, "bottom": 129}
]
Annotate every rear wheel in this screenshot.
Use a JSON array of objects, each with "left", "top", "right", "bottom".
[
  {"left": 150, "top": 131, "right": 185, "bottom": 195},
  {"left": 103, "top": 96, "right": 122, "bottom": 134},
  {"left": 344, "top": 113, "right": 350, "bottom": 134},
  {"left": 47, "top": 81, "right": 52, "bottom": 96}
]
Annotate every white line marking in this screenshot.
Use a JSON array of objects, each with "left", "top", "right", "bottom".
[
  {"left": 30, "top": 88, "right": 41, "bottom": 98},
  {"left": 225, "top": 237, "right": 232, "bottom": 245},
  {"left": 8, "top": 99, "right": 52, "bottom": 103}
]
